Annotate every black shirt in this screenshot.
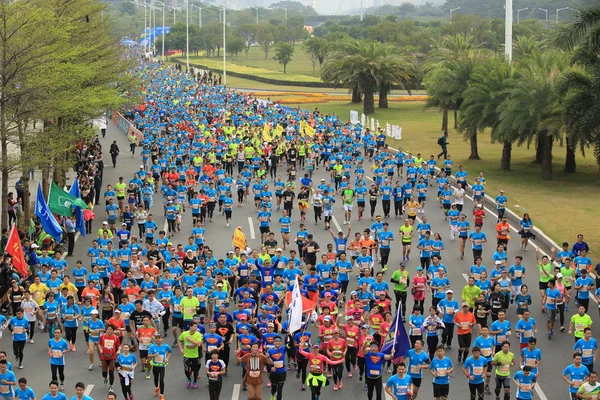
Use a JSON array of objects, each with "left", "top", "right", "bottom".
[{"left": 130, "top": 310, "right": 153, "bottom": 330}]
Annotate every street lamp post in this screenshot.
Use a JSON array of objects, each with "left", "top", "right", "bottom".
[
  {"left": 184, "top": 0, "right": 189, "bottom": 72},
  {"left": 252, "top": 6, "right": 259, "bottom": 25},
  {"left": 191, "top": 4, "right": 202, "bottom": 27},
  {"left": 277, "top": 6, "right": 287, "bottom": 20},
  {"left": 450, "top": 7, "right": 460, "bottom": 17},
  {"left": 538, "top": 8, "right": 548, "bottom": 29},
  {"left": 505, "top": 0, "right": 512, "bottom": 62},
  {"left": 140, "top": 3, "right": 149, "bottom": 54},
  {"left": 517, "top": 7, "right": 528, "bottom": 23},
  {"left": 155, "top": 1, "right": 166, "bottom": 61},
  {"left": 223, "top": 2, "right": 226, "bottom": 85},
  {"left": 556, "top": 7, "right": 573, "bottom": 23}
]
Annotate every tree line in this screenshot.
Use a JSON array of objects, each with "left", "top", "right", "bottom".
[{"left": 0, "top": 0, "right": 134, "bottom": 229}]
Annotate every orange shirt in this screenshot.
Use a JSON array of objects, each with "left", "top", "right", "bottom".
[
  {"left": 496, "top": 222, "right": 510, "bottom": 240},
  {"left": 107, "top": 317, "right": 126, "bottom": 337},
  {"left": 453, "top": 311, "right": 476, "bottom": 335},
  {"left": 82, "top": 287, "right": 100, "bottom": 307},
  {"left": 359, "top": 238, "right": 375, "bottom": 250},
  {"left": 143, "top": 265, "right": 160, "bottom": 280},
  {"left": 136, "top": 327, "right": 157, "bottom": 348},
  {"left": 125, "top": 286, "right": 141, "bottom": 302}
]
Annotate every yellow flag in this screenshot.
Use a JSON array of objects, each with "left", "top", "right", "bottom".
[
  {"left": 300, "top": 120, "right": 306, "bottom": 137},
  {"left": 263, "top": 123, "right": 272, "bottom": 142},
  {"left": 232, "top": 227, "right": 247, "bottom": 250},
  {"left": 275, "top": 124, "right": 284, "bottom": 137},
  {"left": 304, "top": 121, "right": 316, "bottom": 137}
]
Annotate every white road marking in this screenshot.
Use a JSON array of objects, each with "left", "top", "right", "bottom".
[
  {"left": 331, "top": 215, "right": 343, "bottom": 233},
  {"left": 231, "top": 383, "right": 241, "bottom": 400},
  {"left": 83, "top": 384, "right": 94, "bottom": 396},
  {"left": 462, "top": 273, "right": 469, "bottom": 281},
  {"left": 248, "top": 217, "right": 256, "bottom": 240}
]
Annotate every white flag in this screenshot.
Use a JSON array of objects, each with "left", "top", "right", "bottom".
[{"left": 288, "top": 276, "right": 303, "bottom": 334}]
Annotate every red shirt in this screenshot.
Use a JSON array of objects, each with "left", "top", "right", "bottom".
[{"left": 99, "top": 334, "right": 121, "bottom": 360}]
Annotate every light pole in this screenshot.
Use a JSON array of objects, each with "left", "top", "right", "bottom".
[
  {"left": 167, "top": 5, "right": 177, "bottom": 24},
  {"left": 505, "top": 0, "right": 512, "bottom": 62},
  {"left": 517, "top": 7, "right": 528, "bottom": 23},
  {"left": 191, "top": 4, "right": 203, "bottom": 27},
  {"left": 556, "top": 7, "right": 573, "bottom": 23},
  {"left": 450, "top": 7, "right": 460, "bottom": 17},
  {"left": 222, "top": 1, "right": 226, "bottom": 85},
  {"left": 277, "top": 6, "right": 287, "bottom": 20},
  {"left": 252, "top": 6, "right": 259, "bottom": 25},
  {"left": 538, "top": 8, "right": 548, "bottom": 29},
  {"left": 140, "top": 3, "right": 149, "bottom": 54},
  {"left": 155, "top": 1, "right": 166, "bottom": 61},
  {"left": 184, "top": 0, "right": 189, "bottom": 72},
  {"left": 360, "top": 0, "right": 363, "bottom": 22}
]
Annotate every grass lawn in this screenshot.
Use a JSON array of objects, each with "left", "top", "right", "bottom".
[
  {"left": 220, "top": 45, "right": 320, "bottom": 77},
  {"left": 305, "top": 101, "right": 600, "bottom": 251}
]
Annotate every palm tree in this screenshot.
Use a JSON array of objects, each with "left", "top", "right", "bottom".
[
  {"left": 460, "top": 58, "right": 515, "bottom": 167},
  {"left": 321, "top": 40, "right": 417, "bottom": 115},
  {"left": 497, "top": 50, "right": 569, "bottom": 180},
  {"left": 424, "top": 35, "right": 483, "bottom": 158},
  {"left": 556, "top": 5, "right": 600, "bottom": 54},
  {"left": 557, "top": 5, "right": 600, "bottom": 183}
]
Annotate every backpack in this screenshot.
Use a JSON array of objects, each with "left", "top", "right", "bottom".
[{"left": 437, "top": 136, "right": 444, "bottom": 145}]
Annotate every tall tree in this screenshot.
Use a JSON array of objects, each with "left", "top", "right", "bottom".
[
  {"left": 557, "top": 5, "right": 600, "bottom": 182},
  {"left": 302, "top": 37, "right": 330, "bottom": 73},
  {"left": 237, "top": 24, "right": 257, "bottom": 60},
  {"left": 273, "top": 43, "right": 294, "bottom": 73},
  {"left": 255, "top": 24, "right": 275, "bottom": 60}
]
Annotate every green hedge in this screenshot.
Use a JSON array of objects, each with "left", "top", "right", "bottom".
[{"left": 172, "top": 57, "right": 425, "bottom": 90}]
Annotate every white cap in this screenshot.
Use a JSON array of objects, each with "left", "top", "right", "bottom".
[
  {"left": 495, "top": 260, "right": 502, "bottom": 265},
  {"left": 556, "top": 272, "right": 563, "bottom": 278},
  {"left": 446, "top": 289, "right": 453, "bottom": 294}
]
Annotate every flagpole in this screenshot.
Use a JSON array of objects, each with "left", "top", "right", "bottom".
[{"left": 391, "top": 308, "right": 401, "bottom": 353}]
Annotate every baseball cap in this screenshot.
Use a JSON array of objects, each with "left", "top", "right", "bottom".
[
  {"left": 416, "top": 266, "right": 423, "bottom": 271},
  {"left": 462, "top": 302, "right": 469, "bottom": 307},
  {"left": 114, "top": 309, "right": 122, "bottom": 313},
  {"left": 446, "top": 289, "right": 453, "bottom": 294},
  {"left": 347, "top": 316, "right": 354, "bottom": 320},
  {"left": 102, "top": 221, "right": 108, "bottom": 224},
  {"left": 495, "top": 260, "right": 502, "bottom": 265},
  {"left": 361, "top": 324, "right": 369, "bottom": 329},
  {"left": 556, "top": 272, "right": 563, "bottom": 278},
  {"left": 31, "top": 244, "right": 38, "bottom": 249},
  {"left": 476, "top": 204, "right": 482, "bottom": 208},
  {"left": 324, "top": 316, "right": 332, "bottom": 321},
  {"left": 91, "top": 309, "right": 99, "bottom": 314}
]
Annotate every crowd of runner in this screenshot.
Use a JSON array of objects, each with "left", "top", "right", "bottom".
[{"left": 1, "top": 59, "right": 600, "bottom": 400}]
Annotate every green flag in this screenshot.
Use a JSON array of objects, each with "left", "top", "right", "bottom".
[
  {"left": 28, "top": 218, "right": 35, "bottom": 236},
  {"left": 47, "top": 181, "right": 88, "bottom": 216}
]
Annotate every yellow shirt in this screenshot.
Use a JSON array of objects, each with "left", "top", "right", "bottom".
[
  {"left": 406, "top": 201, "right": 419, "bottom": 216},
  {"left": 29, "top": 283, "right": 49, "bottom": 306},
  {"left": 60, "top": 282, "right": 78, "bottom": 297},
  {"left": 114, "top": 182, "right": 127, "bottom": 198}
]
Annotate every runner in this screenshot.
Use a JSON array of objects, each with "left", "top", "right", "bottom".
[{"left": 178, "top": 322, "right": 203, "bottom": 389}]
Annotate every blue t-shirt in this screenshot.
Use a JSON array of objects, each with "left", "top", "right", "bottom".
[
  {"left": 365, "top": 351, "right": 386, "bottom": 378},
  {"left": 385, "top": 374, "right": 413, "bottom": 400},
  {"left": 268, "top": 346, "right": 287, "bottom": 373},
  {"left": 48, "top": 338, "right": 69, "bottom": 365},
  {"left": 430, "top": 356, "right": 453, "bottom": 384},
  {"left": 14, "top": 386, "right": 36, "bottom": 400},
  {"left": 8, "top": 316, "right": 28, "bottom": 342},
  {"left": 574, "top": 338, "right": 598, "bottom": 365},
  {"left": 520, "top": 347, "right": 542, "bottom": 375},
  {"left": 41, "top": 393, "right": 68, "bottom": 400},
  {"left": 463, "top": 355, "right": 487, "bottom": 384},
  {"left": 406, "top": 349, "right": 430, "bottom": 378},
  {"left": 0, "top": 370, "right": 16, "bottom": 398},
  {"left": 562, "top": 363, "right": 589, "bottom": 393},
  {"left": 514, "top": 371, "right": 536, "bottom": 400}
]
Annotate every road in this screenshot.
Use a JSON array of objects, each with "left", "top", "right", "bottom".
[{"left": 9, "top": 119, "right": 585, "bottom": 400}]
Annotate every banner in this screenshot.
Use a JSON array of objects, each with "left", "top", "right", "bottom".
[
  {"left": 350, "top": 110, "right": 359, "bottom": 124},
  {"left": 111, "top": 110, "right": 144, "bottom": 145},
  {"left": 48, "top": 181, "right": 87, "bottom": 217},
  {"left": 5, "top": 225, "right": 28, "bottom": 278},
  {"left": 35, "top": 183, "right": 63, "bottom": 244},
  {"left": 232, "top": 227, "right": 247, "bottom": 251},
  {"left": 380, "top": 310, "right": 410, "bottom": 362}
]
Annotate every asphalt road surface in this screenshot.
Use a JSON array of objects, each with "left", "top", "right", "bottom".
[{"left": 8, "top": 120, "right": 586, "bottom": 400}]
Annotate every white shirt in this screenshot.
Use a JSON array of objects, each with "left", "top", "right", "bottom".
[{"left": 453, "top": 188, "right": 465, "bottom": 205}]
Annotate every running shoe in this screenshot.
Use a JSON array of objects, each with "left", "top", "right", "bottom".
[
  {"left": 333, "top": 384, "right": 338, "bottom": 391},
  {"left": 192, "top": 383, "right": 198, "bottom": 389},
  {"left": 186, "top": 381, "right": 191, "bottom": 389},
  {"left": 301, "top": 384, "right": 306, "bottom": 391},
  {"left": 154, "top": 387, "right": 159, "bottom": 396},
  {"left": 89, "top": 364, "right": 94, "bottom": 371},
  {"left": 348, "top": 372, "right": 353, "bottom": 378}
]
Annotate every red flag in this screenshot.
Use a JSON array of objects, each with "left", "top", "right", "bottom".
[
  {"left": 285, "top": 291, "right": 317, "bottom": 313},
  {"left": 5, "top": 225, "right": 28, "bottom": 278}
]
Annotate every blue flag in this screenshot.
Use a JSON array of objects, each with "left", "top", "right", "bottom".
[
  {"left": 68, "top": 178, "right": 86, "bottom": 237},
  {"left": 35, "top": 183, "right": 63, "bottom": 244},
  {"left": 380, "top": 310, "right": 410, "bottom": 362}
]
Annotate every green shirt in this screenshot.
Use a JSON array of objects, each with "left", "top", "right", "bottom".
[
  {"left": 578, "top": 381, "right": 600, "bottom": 396},
  {"left": 538, "top": 263, "right": 553, "bottom": 283},
  {"left": 179, "top": 330, "right": 203, "bottom": 358},
  {"left": 571, "top": 314, "right": 593, "bottom": 338},
  {"left": 180, "top": 297, "right": 200, "bottom": 321},
  {"left": 462, "top": 285, "right": 482, "bottom": 308},
  {"left": 492, "top": 351, "right": 514, "bottom": 377},
  {"left": 342, "top": 189, "right": 355, "bottom": 205},
  {"left": 391, "top": 270, "right": 409, "bottom": 292},
  {"left": 561, "top": 266, "right": 575, "bottom": 286}
]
